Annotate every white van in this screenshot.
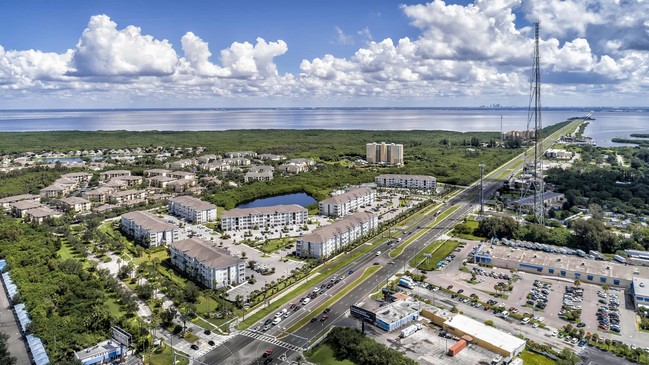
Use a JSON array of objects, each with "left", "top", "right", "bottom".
[{"left": 376, "top": 251, "right": 382, "bottom": 256}]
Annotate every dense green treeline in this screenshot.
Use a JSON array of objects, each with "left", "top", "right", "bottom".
[
  {"left": 0, "top": 216, "right": 117, "bottom": 361},
  {"left": 0, "top": 168, "right": 64, "bottom": 198},
  {"left": 324, "top": 327, "right": 417, "bottom": 365}
]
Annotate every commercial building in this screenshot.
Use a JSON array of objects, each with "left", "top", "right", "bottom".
[
  {"left": 366, "top": 142, "right": 403, "bottom": 165},
  {"left": 319, "top": 188, "right": 375, "bottom": 217},
  {"left": 170, "top": 238, "right": 245, "bottom": 288},
  {"left": 221, "top": 204, "right": 308, "bottom": 231},
  {"left": 375, "top": 174, "right": 437, "bottom": 190},
  {"left": 545, "top": 149, "right": 573, "bottom": 159},
  {"left": 473, "top": 243, "right": 649, "bottom": 291},
  {"left": 511, "top": 192, "right": 564, "bottom": 213},
  {"left": 632, "top": 278, "right": 649, "bottom": 309},
  {"left": 168, "top": 196, "right": 217, "bottom": 223},
  {"left": 120, "top": 211, "right": 179, "bottom": 247},
  {"left": 374, "top": 298, "right": 421, "bottom": 331},
  {"left": 74, "top": 339, "right": 124, "bottom": 365},
  {"left": 296, "top": 212, "right": 377, "bottom": 258},
  {"left": 58, "top": 197, "right": 92, "bottom": 213},
  {"left": 443, "top": 314, "right": 526, "bottom": 358}
]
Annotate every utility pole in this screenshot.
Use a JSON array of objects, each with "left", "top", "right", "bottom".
[
  {"left": 532, "top": 22, "right": 544, "bottom": 225},
  {"left": 479, "top": 164, "right": 485, "bottom": 218}
]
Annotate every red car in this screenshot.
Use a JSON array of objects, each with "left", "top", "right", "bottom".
[
  {"left": 321, "top": 315, "right": 329, "bottom": 322},
  {"left": 484, "top": 306, "right": 491, "bottom": 311},
  {"left": 263, "top": 350, "right": 273, "bottom": 358}
]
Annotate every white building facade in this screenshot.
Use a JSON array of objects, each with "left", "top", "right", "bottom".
[
  {"left": 168, "top": 196, "right": 217, "bottom": 223},
  {"left": 221, "top": 204, "right": 308, "bottom": 231},
  {"left": 375, "top": 174, "right": 437, "bottom": 190},
  {"left": 319, "top": 188, "right": 375, "bottom": 217},
  {"left": 120, "top": 211, "right": 179, "bottom": 247},
  {"left": 296, "top": 212, "right": 378, "bottom": 258},
  {"left": 170, "top": 238, "right": 246, "bottom": 288}
]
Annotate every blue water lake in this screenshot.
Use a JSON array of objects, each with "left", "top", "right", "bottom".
[{"left": 236, "top": 192, "right": 317, "bottom": 209}]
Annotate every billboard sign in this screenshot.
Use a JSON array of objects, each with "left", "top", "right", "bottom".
[
  {"left": 111, "top": 326, "right": 132, "bottom": 347},
  {"left": 350, "top": 305, "right": 376, "bottom": 323}
]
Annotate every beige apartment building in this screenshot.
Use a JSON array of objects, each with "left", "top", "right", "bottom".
[{"left": 366, "top": 142, "right": 404, "bottom": 165}]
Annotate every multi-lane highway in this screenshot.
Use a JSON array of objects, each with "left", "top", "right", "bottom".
[{"left": 200, "top": 120, "right": 582, "bottom": 365}]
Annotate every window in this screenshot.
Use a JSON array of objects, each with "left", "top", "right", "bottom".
[
  {"left": 575, "top": 273, "right": 581, "bottom": 279},
  {"left": 600, "top": 277, "right": 607, "bottom": 283},
  {"left": 548, "top": 268, "right": 555, "bottom": 274},
  {"left": 560, "top": 271, "right": 566, "bottom": 277},
  {"left": 614, "top": 280, "right": 620, "bottom": 285},
  {"left": 587, "top": 275, "right": 594, "bottom": 281}
]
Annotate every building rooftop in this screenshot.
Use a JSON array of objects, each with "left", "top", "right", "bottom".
[
  {"left": 112, "top": 189, "right": 145, "bottom": 198},
  {"left": 320, "top": 188, "right": 373, "bottom": 205},
  {"left": 59, "top": 197, "right": 90, "bottom": 205},
  {"left": 121, "top": 211, "right": 176, "bottom": 232},
  {"left": 375, "top": 298, "right": 420, "bottom": 326},
  {"left": 172, "top": 238, "right": 242, "bottom": 269},
  {"left": 74, "top": 339, "right": 122, "bottom": 362},
  {"left": 0, "top": 194, "right": 39, "bottom": 204},
  {"left": 149, "top": 175, "right": 177, "bottom": 182},
  {"left": 634, "top": 277, "right": 649, "bottom": 298},
  {"left": 11, "top": 200, "right": 42, "bottom": 210},
  {"left": 26, "top": 207, "right": 57, "bottom": 218},
  {"left": 145, "top": 168, "right": 171, "bottom": 174},
  {"left": 514, "top": 192, "right": 564, "bottom": 206},
  {"left": 376, "top": 174, "right": 436, "bottom": 181},
  {"left": 222, "top": 204, "right": 306, "bottom": 218},
  {"left": 444, "top": 314, "right": 526, "bottom": 355},
  {"left": 300, "top": 211, "right": 375, "bottom": 243},
  {"left": 485, "top": 244, "right": 649, "bottom": 280},
  {"left": 101, "top": 170, "right": 131, "bottom": 174},
  {"left": 170, "top": 195, "right": 216, "bottom": 211}
]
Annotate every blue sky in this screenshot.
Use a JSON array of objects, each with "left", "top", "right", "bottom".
[{"left": 0, "top": 0, "right": 648, "bottom": 108}]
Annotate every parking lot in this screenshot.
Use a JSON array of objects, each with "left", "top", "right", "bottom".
[{"left": 417, "top": 238, "right": 649, "bottom": 349}]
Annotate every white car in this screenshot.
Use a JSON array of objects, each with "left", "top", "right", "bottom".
[
  {"left": 522, "top": 317, "right": 530, "bottom": 324},
  {"left": 272, "top": 317, "right": 282, "bottom": 325}
]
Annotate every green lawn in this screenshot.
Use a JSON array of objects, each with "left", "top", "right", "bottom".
[
  {"left": 306, "top": 343, "right": 356, "bottom": 365},
  {"left": 105, "top": 296, "right": 125, "bottom": 318},
  {"left": 408, "top": 240, "right": 444, "bottom": 268},
  {"left": 411, "top": 240, "right": 462, "bottom": 271},
  {"left": 143, "top": 344, "right": 189, "bottom": 365},
  {"left": 519, "top": 350, "right": 556, "bottom": 365},
  {"left": 259, "top": 237, "right": 296, "bottom": 254}
]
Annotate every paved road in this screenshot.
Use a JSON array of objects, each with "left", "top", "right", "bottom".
[
  {"left": 200, "top": 121, "right": 583, "bottom": 365},
  {"left": 0, "top": 277, "right": 30, "bottom": 364}
]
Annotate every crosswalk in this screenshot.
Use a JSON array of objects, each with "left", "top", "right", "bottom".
[
  {"left": 193, "top": 335, "right": 233, "bottom": 358},
  {"left": 240, "top": 330, "right": 304, "bottom": 351}
]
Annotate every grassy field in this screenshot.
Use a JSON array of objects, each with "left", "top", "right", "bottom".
[
  {"left": 519, "top": 350, "right": 556, "bottom": 365},
  {"left": 306, "top": 343, "right": 356, "bottom": 365},
  {"left": 259, "top": 237, "right": 295, "bottom": 253},
  {"left": 143, "top": 344, "right": 190, "bottom": 365},
  {"left": 282, "top": 265, "right": 381, "bottom": 335},
  {"left": 410, "top": 240, "right": 462, "bottom": 271},
  {"left": 452, "top": 216, "right": 484, "bottom": 240}
]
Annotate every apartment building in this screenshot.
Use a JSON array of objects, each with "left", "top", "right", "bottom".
[
  {"left": 375, "top": 174, "right": 437, "bottom": 190},
  {"left": 222, "top": 157, "right": 251, "bottom": 166},
  {"left": 0, "top": 194, "right": 40, "bottom": 209},
  {"left": 11, "top": 200, "right": 44, "bottom": 218},
  {"left": 170, "top": 237, "right": 245, "bottom": 289},
  {"left": 110, "top": 189, "right": 147, "bottom": 204},
  {"left": 24, "top": 207, "right": 58, "bottom": 224},
  {"left": 226, "top": 151, "right": 257, "bottom": 158},
  {"left": 244, "top": 170, "right": 273, "bottom": 183},
  {"left": 116, "top": 175, "right": 144, "bottom": 186},
  {"left": 40, "top": 184, "right": 70, "bottom": 198},
  {"left": 296, "top": 212, "right": 377, "bottom": 258},
  {"left": 168, "top": 171, "right": 196, "bottom": 180},
  {"left": 61, "top": 172, "right": 93, "bottom": 183},
  {"left": 319, "top": 188, "right": 376, "bottom": 217},
  {"left": 221, "top": 204, "right": 308, "bottom": 231},
  {"left": 148, "top": 175, "right": 177, "bottom": 188},
  {"left": 168, "top": 196, "right": 217, "bottom": 223},
  {"left": 366, "top": 142, "right": 404, "bottom": 165},
  {"left": 99, "top": 170, "right": 131, "bottom": 181},
  {"left": 168, "top": 179, "right": 196, "bottom": 193},
  {"left": 120, "top": 211, "right": 179, "bottom": 247},
  {"left": 82, "top": 187, "right": 114, "bottom": 203},
  {"left": 144, "top": 168, "right": 171, "bottom": 177},
  {"left": 58, "top": 197, "right": 92, "bottom": 213}
]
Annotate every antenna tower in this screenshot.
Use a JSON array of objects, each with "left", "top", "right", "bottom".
[
  {"left": 531, "top": 23, "right": 544, "bottom": 224},
  {"left": 518, "top": 23, "right": 544, "bottom": 224}
]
